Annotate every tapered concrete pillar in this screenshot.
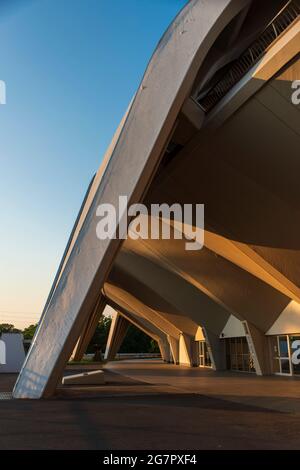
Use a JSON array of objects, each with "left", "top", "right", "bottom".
[
  {"left": 203, "top": 328, "right": 226, "bottom": 371},
  {"left": 104, "top": 313, "right": 130, "bottom": 361},
  {"left": 168, "top": 335, "right": 179, "bottom": 364},
  {"left": 243, "top": 321, "right": 272, "bottom": 375},
  {"left": 158, "top": 338, "right": 171, "bottom": 362},
  {"left": 179, "top": 333, "right": 197, "bottom": 367}
]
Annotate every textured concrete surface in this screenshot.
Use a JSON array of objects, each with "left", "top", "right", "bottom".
[
  {"left": 106, "top": 360, "right": 300, "bottom": 413},
  {"left": 2, "top": 361, "right": 300, "bottom": 449}
]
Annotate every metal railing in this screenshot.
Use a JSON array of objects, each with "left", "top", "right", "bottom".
[{"left": 197, "top": 0, "right": 300, "bottom": 112}]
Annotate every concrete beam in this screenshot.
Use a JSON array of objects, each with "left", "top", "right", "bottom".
[
  {"left": 104, "top": 282, "right": 182, "bottom": 340},
  {"left": 113, "top": 247, "right": 229, "bottom": 336}
]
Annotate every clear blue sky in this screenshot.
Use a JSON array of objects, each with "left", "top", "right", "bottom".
[{"left": 0, "top": 0, "right": 187, "bottom": 328}]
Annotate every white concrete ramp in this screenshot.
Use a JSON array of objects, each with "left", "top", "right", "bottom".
[{"left": 62, "top": 370, "right": 105, "bottom": 386}]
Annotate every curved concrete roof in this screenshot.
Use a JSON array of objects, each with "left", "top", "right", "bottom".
[{"left": 14, "top": 0, "right": 300, "bottom": 398}]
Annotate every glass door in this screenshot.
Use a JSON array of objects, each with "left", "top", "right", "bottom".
[
  {"left": 198, "top": 341, "right": 211, "bottom": 368},
  {"left": 271, "top": 335, "right": 300, "bottom": 375},
  {"left": 225, "top": 337, "right": 255, "bottom": 373},
  {"left": 276, "top": 335, "right": 292, "bottom": 375},
  {"left": 199, "top": 341, "right": 205, "bottom": 367},
  {"left": 204, "top": 342, "right": 211, "bottom": 367}
]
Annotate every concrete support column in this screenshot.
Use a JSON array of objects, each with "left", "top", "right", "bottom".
[
  {"left": 168, "top": 335, "right": 179, "bottom": 364},
  {"left": 203, "top": 328, "right": 226, "bottom": 371},
  {"left": 104, "top": 313, "right": 130, "bottom": 361},
  {"left": 158, "top": 338, "right": 171, "bottom": 362},
  {"left": 179, "top": 333, "right": 195, "bottom": 367},
  {"left": 243, "top": 321, "right": 271, "bottom": 376}
]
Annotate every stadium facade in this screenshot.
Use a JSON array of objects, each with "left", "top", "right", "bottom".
[{"left": 14, "top": 0, "right": 300, "bottom": 398}]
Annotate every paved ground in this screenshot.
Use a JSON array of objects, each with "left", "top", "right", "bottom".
[
  {"left": 1, "top": 360, "right": 300, "bottom": 449},
  {"left": 106, "top": 360, "right": 300, "bottom": 413}
]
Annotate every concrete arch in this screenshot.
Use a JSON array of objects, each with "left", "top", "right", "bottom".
[{"left": 14, "top": 1, "right": 299, "bottom": 397}]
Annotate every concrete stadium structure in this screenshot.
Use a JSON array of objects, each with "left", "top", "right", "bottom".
[{"left": 14, "top": 0, "right": 300, "bottom": 398}]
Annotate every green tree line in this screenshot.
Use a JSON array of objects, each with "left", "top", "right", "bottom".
[{"left": 0, "top": 317, "right": 159, "bottom": 354}]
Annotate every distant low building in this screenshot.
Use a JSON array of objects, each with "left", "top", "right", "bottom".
[{"left": 0, "top": 333, "right": 25, "bottom": 373}]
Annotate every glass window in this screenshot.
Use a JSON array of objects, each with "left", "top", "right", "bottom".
[
  {"left": 242, "top": 338, "right": 249, "bottom": 354},
  {"left": 279, "top": 336, "right": 289, "bottom": 358},
  {"left": 243, "top": 355, "right": 250, "bottom": 372},
  {"left": 225, "top": 337, "right": 254, "bottom": 373},
  {"left": 204, "top": 342, "right": 211, "bottom": 367},
  {"left": 236, "top": 338, "right": 243, "bottom": 354},
  {"left": 237, "top": 354, "right": 244, "bottom": 371},
  {"left": 280, "top": 359, "right": 290, "bottom": 374},
  {"left": 271, "top": 335, "right": 292, "bottom": 375},
  {"left": 290, "top": 336, "right": 300, "bottom": 375},
  {"left": 198, "top": 341, "right": 211, "bottom": 368}
]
